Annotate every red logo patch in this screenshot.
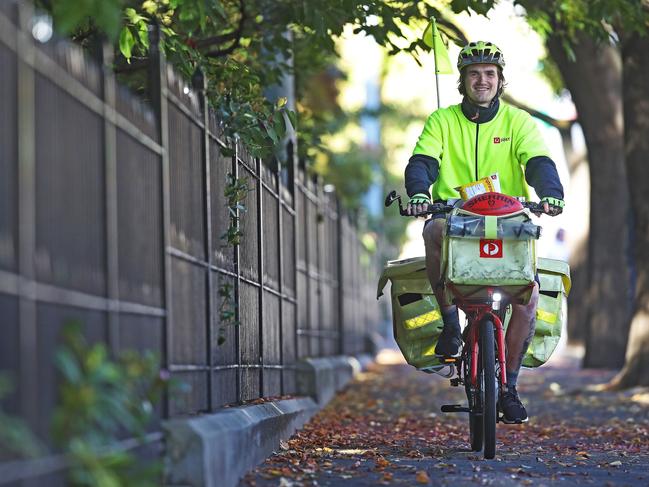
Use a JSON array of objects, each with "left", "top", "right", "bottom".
[
  {"left": 480, "top": 239, "right": 503, "bottom": 258},
  {"left": 493, "top": 137, "right": 500, "bottom": 144}
]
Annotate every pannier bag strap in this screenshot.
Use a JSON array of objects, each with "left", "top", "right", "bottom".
[{"left": 484, "top": 216, "right": 497, "bottom": 239}]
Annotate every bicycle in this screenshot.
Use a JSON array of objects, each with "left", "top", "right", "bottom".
[{"left": 384, "top": 190, "right": 548, "bottom": 459}]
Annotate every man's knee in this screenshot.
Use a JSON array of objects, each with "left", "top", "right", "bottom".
[
  {"left": 423, "top": 218, "right": 445, "bottom": 247},
  {"left": 512, "top": 283, "right": 539, "bottom": 320}
]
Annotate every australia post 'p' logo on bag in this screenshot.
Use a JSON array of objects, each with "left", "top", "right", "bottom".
[{"left": 479, "top": 239, "right": 503, "bottom": 258}]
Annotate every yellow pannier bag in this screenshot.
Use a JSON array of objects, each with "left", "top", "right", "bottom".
[
  {"left": 378, "top": 256, "right": 571, "bottom": 370},
  {"left": 377, "top": 257, "right": 445, "bottom": 370},
  {"left": 513, "top": 257, "right": 571, "bottom": 367}
]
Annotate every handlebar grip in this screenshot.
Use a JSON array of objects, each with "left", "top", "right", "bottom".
[{"left": 400, "top": 203, "right": 453, "bottom": 217}]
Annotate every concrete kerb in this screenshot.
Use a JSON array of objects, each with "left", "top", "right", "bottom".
[{"left": 163, "top": 354, "right": 373, "bottom": 487}]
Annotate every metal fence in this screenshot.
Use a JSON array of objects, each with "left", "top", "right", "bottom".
[{"left": 0, "top": 2, "right": 380, "bottom": 484}]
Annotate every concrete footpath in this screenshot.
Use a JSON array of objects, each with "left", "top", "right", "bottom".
[
  {"left": 163, "top": 355, "right": 374, "bottom": 487},
  {"left": 239, "top": 347, "right": 649, "bottom": 486}
]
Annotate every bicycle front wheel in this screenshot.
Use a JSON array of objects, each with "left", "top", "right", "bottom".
[
  {"left": 481, "top": 318, "right": 497, "bottom": 459},
  {"left": 466, "top": 343, "right": 483, "bottom": 451}
]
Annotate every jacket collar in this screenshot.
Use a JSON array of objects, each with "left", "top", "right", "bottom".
[{"left": 461, "top": 96, "right": 500, "bottom": 124}]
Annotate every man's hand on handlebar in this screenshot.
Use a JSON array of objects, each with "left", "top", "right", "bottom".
[
  {"left": 539, "top": 196, "right": 564, "bottom": 217},
  {"left": 406, "top": 193, "right": 432, "bottom": 216}
]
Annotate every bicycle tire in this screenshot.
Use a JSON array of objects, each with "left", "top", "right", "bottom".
[
  {"left": 469, "top": 400, "right": 483, "bottom": 451},
  {"left": 466, "top": 343, "right": 483, "bottom": 452},
  {"left": 481, "top": 318, "right": 497, "bottom": 459}
]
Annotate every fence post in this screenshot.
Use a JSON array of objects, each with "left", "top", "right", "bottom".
[
  {"left": 16, "top": 0, "right": 38, "bottom": 428},
  {"left": 276, "top": 158, "right": 284, "bottom": 393},
  {"left": 148, "top": 22, "right": 173, "bottom": 417},
  {"left": 298, "top": 161, "right": 310, "bottom": 358},
  {"left": 256, "top": 156, "right": 265, "bottom": 395},
  {"left": 100, "top": 40, "right": 120, "bottom": 356},
  {"left": 192, "top": 67, "right": 215, "bottom": 411},
  {"left": 291, "top": 155, "right": 300, "bottom": 379},
  {"left": 233, "top": 139, "right": 242, "bottom": 403},
  {"left": 337, "top": 200, "right": 345, "bottom": 355}
]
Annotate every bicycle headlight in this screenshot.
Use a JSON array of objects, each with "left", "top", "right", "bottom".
[{"left": 492, "top": 292, "right": 502, "bottom": 310}]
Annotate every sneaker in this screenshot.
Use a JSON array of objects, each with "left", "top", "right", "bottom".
[
  {"left": 499, "top": 387, "right": 529, "bottom": 423},
  {"left": 435, "top": 326, "right": 462, "bottom": 358}
]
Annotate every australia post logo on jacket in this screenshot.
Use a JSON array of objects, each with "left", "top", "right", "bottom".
[{"left": 493, "top": 136, "right": 511, "bottom": 144}]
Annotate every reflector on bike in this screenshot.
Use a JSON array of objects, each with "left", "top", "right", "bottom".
[{"left": 377, "top": 257, "right": 447, "bottom": 370}]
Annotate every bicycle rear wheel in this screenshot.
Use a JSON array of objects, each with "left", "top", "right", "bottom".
[{"left": 481, "top": 318, "right": 497, "bottom": 459}]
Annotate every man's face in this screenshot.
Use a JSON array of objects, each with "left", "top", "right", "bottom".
[{"left": 464, "top": 64, "right": 500, "bottom": 107}]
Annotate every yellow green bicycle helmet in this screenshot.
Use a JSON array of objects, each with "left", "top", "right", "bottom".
[{"left": 457, "top": 41, "right": 506, "bottom": 70}]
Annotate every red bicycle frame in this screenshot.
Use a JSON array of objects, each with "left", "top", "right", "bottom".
[
  {"left": 462, "top": 307, "right": 507, "bottom": 389},
  {"left": 448, "top": 280, "right": 535, "bottom": 391}
]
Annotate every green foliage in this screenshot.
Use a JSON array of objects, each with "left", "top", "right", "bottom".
[
  {"left": 316, "top": 143, "right": 377, "bottom": 210},
  {"left": 217, "top": 173, "right": 249, "bottom": 344},
  {"left": 43, "top": 0, "right": 455, "bottom": 159},
  {"left": 448, "top": 0, "right": 493, "bottom": 16},
  {"left": 52, "top": 322, "right": 172, "bottom": 486},
  {"left": 217, "top": 281, "right": 238, "bottom": 345},
  {"left": 537, "top": 54, "right": 565, "bottom": 95},
  {"left": 0, "top": 376, "right": 45, "bottom": 460},
  {"left": 44, "top": 0, "right": 470, "bottom": 253},
  {"left": 222, "top": 172, "right": 249, "bottom": 247},
  {"left": 1, "top": 323, "right": 177, "bottom": 485},
  {"left": 50, "top": 0, "right": 125, "bottom": 40},
  {"left": 450, "top": 0, "right": 649, "bottom": 46},
  {"left": 381, "top": 169, "right": 411, "bottom": 250}
]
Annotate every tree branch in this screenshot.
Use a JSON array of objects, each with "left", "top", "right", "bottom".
[
  {"left": 201, "top": 0, "right": 247, "bottom": 58},
  {"left": 502, "top": 94, "right": 576, "bottom": 131},
  {"left": 436, "top": 18, "right": 468, "bottom": 46}
]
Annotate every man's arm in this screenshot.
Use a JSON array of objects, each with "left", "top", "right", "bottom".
[
  {"left": 404, "top": 154, "right": 440, "bottom": 198},
  {"left": 525, "top": 155, "right": 565, "bottom": 215},
  {"left": 524, "top": 156, "right": 563, "bottom": 199}
]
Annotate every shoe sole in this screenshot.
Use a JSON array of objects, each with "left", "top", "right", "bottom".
[
  {"left": 435, "top": 351, "right": 461, "bottom": 359},
  {"left": 499, "top": 416, "right": 529, "bottom": 424}
]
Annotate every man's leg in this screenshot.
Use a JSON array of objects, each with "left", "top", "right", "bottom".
[
  {"left": 500, "top": 283, "right": 539, "bottom": 422},
  {"left": 423, "top": 219, "right": 461, "bottom": 357}
]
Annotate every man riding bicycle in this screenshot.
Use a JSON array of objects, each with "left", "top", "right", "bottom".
[{"left": 404, "top": 41, "right": 564, "bottom": 423}]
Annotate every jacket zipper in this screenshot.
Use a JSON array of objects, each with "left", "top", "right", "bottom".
[{"left": 474, "top": 123, "right": 480, "bottom": 180}]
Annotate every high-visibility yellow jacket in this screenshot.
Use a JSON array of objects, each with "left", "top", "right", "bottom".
[{"left": 406, "top": 99, "right": 562, "bottom": 201}]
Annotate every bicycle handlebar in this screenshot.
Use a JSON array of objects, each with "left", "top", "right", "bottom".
[{"left": 384, "top": 190, "right": 547, "bottom": 217}]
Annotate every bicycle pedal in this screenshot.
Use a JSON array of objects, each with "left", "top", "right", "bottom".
[
  {"left": 437, "top": 356, "right": 457, "bottom": 363},
  {"left": 441, "top": 404, "right": 470, "bottom": 413},
  {"left": 450, "top": 377, "right": 462, "bottom": 387}
]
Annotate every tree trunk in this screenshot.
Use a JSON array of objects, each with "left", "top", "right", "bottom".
[
  {"left": 546, "top": 34, "right": 631, "bottom": 368},
  {"left": 610, "top": 33, "right": 649, "bottom": 387},
  {"left": 558, "top": 128, "right": 589, "bottom": 345}
]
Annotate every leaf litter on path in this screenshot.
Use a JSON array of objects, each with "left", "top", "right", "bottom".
[{"left": 241, "top": 357, "right": 649, "bottom": 486}]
